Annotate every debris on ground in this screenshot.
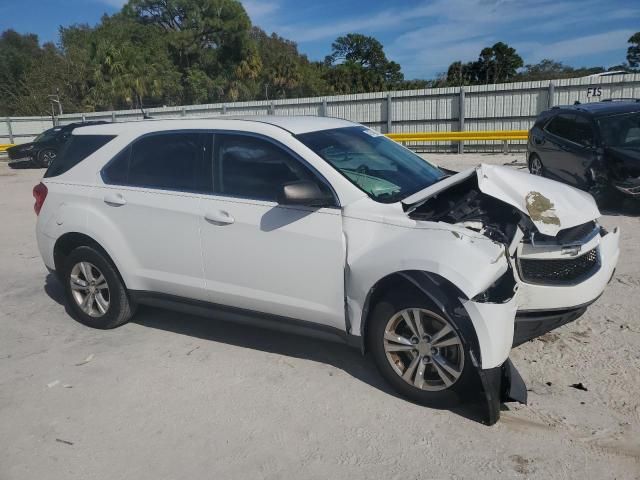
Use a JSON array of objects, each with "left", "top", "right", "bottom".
[
  {"left": 186, "top": 346, "right": 200, "bottom": 356},
  {"left": 47, "top": 380, "right": 60, "bottom": 388},
  {"left": 55, "top": 438, "right": 74, "bottom": 446},
  {"left": 75, "top": 354, "right": 94, "bottom": 366},
  {"left": 570, "top": 383, "right": 588, "bottom": 391}
]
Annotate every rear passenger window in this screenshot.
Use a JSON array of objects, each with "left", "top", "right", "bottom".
[
  {"left": 544, "top": 114, "right": 574, "bottom": 141},
  {"left": 102, "top": 147, "right": 130, "bottom": 185},
  {"left": 215, "top": 134, "right": 328, "bottom": 201},
  {"left": 44, "top": 135, "right": 115, "bottom": 178},
  {"left": 102, "top": 132, "right": 209, "bottom": 193}
]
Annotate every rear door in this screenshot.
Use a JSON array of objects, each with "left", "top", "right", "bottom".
[
  {"left": 541, "top": 113, "right": 575, "bottom": 182},
  {"left": 96, "top": 131, "right": 210, "bottom": 300},
  {"left": 199, "top": 133, "right": 346, "bottom": 329}
]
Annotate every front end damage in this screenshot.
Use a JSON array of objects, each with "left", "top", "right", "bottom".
[
  {"left": 403, "top": 164, "right": 620, "bottom": 424},
  {"left": 605, "top": 147, "right": 640, "bottom": 198}
]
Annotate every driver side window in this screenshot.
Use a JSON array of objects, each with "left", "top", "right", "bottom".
[{"left": 214, "top": 134, "right": 330, "bottom": 202}]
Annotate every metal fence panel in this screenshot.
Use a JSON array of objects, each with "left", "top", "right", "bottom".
[{"left": 3, "top": 73, "right": 639, "bottom": 152}]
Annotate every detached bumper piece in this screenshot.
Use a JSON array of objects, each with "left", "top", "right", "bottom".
[
  {"left": 512, "top": 306, "right": 588, "bottom": 347},
  {"left": 478, "top": 359, "right": 527, "bottom": 426}
]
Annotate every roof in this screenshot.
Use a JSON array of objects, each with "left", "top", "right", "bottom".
[
  {"left": 557, "top": 100, "right": 640, "bottom": 117},
  {"left": 72, "top": 115, "right": 358, "bottom": 136}
]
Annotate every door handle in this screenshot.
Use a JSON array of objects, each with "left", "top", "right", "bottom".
[
  {"left": 103, "top": 193, "right": 126, "bottom": 206},
  {"left": 204, "top": 210, "right": 235, "bottom": 225}
]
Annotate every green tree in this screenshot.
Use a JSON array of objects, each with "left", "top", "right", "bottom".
[
  {"left": 478, "top": 42, "right": 523, "bottom": 84},
  {"left": 323, "top": 33, "right": 404, "bottom": 93},
  {"left": 517, "top": 59, "right": 605, "bottom": 81},
  {"left": 0, "top": 30, "right": 75, "bottom": 116},
  {"left": 123, "top": 0, "right": 258, "bottom": 102},
  {"left": 250, "top": 27, "right": 329, "bottom": 99},
  {"left": 627, "top": 32, "right": 640, "bottom": 69},
  {"left": 445, "top": 42, "right": 523, "bottom": 86}
]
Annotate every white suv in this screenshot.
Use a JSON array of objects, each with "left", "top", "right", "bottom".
[{"left": 34, "top": 117, "right": 620, "bottom": 424}]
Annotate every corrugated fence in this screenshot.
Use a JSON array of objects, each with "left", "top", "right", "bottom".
[{"left": 2, "top": 73, "right": 639, "bottom": 152}]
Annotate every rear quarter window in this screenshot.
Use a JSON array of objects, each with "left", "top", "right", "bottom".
[{"left": 44, "top": 135, "right": 115, "bottom": 178}]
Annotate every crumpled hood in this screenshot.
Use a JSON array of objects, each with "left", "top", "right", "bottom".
[
  {"left": 477, "top": 164, "right": 600, "bottom": 236},
  {"left": 402, "top": 164, "right": 600, "bottom": 237}
]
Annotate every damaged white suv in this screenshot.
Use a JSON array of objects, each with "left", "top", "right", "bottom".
[{"left": 34, "top": 117, "right": 620, "bottom": 424}]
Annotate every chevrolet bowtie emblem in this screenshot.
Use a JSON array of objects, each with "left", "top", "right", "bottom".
[{"left": 561, "top": 245, "right": 582, "bottom": 256}]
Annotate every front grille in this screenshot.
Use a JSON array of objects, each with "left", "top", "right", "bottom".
[
  {"left": 530, "top": 221, "right": 596, "bottom": 245},
  {"left": 518, "top": 248, "right": 599, "bottom": 285}
]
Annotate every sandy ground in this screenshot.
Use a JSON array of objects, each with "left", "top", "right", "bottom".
[{"left": 0, "top": 156, "right": 639, "bottom": 480}]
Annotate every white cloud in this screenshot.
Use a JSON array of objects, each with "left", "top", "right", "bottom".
[
  {"left": 96, "top": 0, "right": 128, "bottom": 7},
  {"left": 380, "top": 0, "right": 634, "bottom": 77},
  {"left": 520, "top": 29, "right": 636, "bottom": 63},
  {"left": 242, "top": 1, "right": 280, "bottom": 24}
]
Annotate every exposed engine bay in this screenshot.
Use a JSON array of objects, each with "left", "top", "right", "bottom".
[
  {"left": 407, "top": 174, "right": 529, "bottom": 246},
  {"left": 406, "top": 171, "right": 600, "bottom": 250}
]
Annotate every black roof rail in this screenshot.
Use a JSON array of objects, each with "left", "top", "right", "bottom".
[{"left": 601, "top": 98, "right": 640, "bottom": 103}]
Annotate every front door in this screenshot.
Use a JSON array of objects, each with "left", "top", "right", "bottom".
[{"left": 199, "top": 133, "right": 346, "bottom": 330}]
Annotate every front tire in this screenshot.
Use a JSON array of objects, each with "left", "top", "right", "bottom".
[
  {"left": 528, "top": 154, "right": 544, "bottom": 176},
  {"left": 62, "top": 246, "right": 134, "bottom": 329},
  {"left": 368, "top": 293, "right": 475, "bottom": 406}
]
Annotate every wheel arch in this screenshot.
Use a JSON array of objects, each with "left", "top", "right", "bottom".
[
  {"left": 359, "top": 270, "right": 481, "bottom": 366},
  {"left": 53, "top": 232, "right": 128, "bottom": 289}
]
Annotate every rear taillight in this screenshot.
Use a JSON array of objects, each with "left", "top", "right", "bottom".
[{"left": 33, "top": 182, "right": 48, "bottom": 215}]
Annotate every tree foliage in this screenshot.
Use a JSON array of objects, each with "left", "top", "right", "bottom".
[
  {"left": 0, "top": 3, "right": 636, "bottom": 117},
  {"left": 516, "top": 59, "right": 606, "bottom": 81},
  {"left": 628, "top": 32, "right": 640, "bottom": 68},
  {"left": 445, "top": 42, "right": 523, "bottom": 86},
  {"left": 323, "top": 33, "right": 406, "bottom": 93}
]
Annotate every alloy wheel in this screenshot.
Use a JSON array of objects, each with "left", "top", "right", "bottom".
[
  {"left": 383, "top": 308, "right": 464, "bottom": 391},
  {"left": 530, "top": 156, "right": 543, "bottom": 176},
  {"left": 42, "top": 150, "right": 56, "bottom": 167},
  {"left": 69, "top": 262, "right": 110, "bottom": 317}
]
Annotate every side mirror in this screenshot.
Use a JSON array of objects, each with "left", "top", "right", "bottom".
[{"left": 278, "top": 181, "right": 334, "bottom": 207}]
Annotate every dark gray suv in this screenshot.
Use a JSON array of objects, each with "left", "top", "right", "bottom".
[{"left": 527, "top": 100, "right": 640, "bottom": 202}]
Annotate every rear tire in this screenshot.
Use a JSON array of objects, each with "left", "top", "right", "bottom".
[
  {"left": 62, "top": 246, "right": 134, "bottom": 329},
  {"left": 38, "top": 149, "right": 56, "bottom": 168},
  {"left": 368, "top": 292, "right": 475, "bottom": 407}
]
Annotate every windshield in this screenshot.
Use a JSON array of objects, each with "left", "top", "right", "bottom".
[
  {"left": 598, "top": 112, "right": 640, "bottom": 147},
  {"left": 33, "top": 128, "right": 62, "bottom": 144},
  {"left": 297, "top": 127, "right": 444, "bottom": 203}
]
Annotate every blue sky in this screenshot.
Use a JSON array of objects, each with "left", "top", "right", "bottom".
[{"left": 1, "top": 0, "right": 638, "bottom": 79}]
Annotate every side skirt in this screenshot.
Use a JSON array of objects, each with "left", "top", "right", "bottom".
[{"left": 129, "top": 290, "right": 363, "bottom": 350}]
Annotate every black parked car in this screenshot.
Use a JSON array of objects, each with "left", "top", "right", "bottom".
[
  {"left": 528, "top": 100, "right": 640, "bottom": 202},
  {"left": 7, "top": 121, "right": 109, "bottom": 168}
]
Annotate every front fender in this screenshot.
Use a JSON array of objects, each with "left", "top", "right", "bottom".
[{"left": 343, "top": 214, "right": 509, "bottom": 338}]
